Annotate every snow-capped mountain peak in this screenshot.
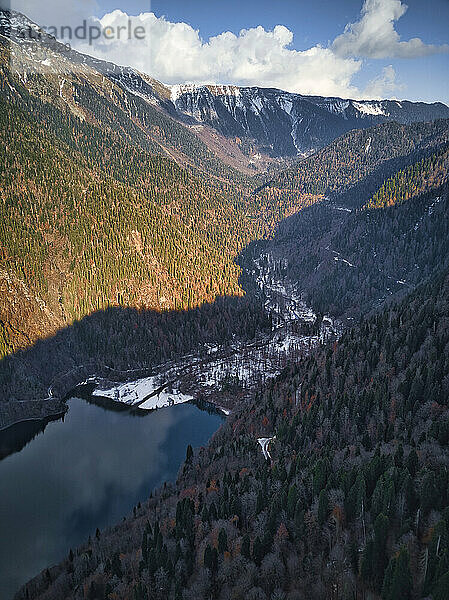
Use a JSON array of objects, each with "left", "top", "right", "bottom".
[
  {"left": 2, "top": 7, "right": 448, "bottom": 159},
  {"left": 170, "top": 85, "right": 449, "bottom": 156}
]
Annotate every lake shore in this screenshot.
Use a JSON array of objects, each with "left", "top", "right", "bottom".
[{"left": 0, "top": 399, "right": 68, "bottom": 433}]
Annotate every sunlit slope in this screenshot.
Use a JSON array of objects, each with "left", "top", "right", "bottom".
[{"left": 0, "top": 85, "right": 317, "bottom": 359}]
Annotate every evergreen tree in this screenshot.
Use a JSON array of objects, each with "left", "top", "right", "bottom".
[
  {"left": 218, "top": 528, "right": 228, "bottom": 554},
  {"left": 318, "top": 489, "right": 329, "bottom": 526}
]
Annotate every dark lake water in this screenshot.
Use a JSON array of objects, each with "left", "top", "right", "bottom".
[{"left": 0, "top": 398, "right": 223, "bottom": 599}]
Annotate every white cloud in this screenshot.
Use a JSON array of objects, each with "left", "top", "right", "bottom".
[
  {"left": 362, "top": 64, "right": 403, "bottom": 99},
  {"left": 73, "top": 11, "right": 363, "bottom": 98},
  {"left": 332, "top": 0, "right": 449, "bottom": 59},
  {"left": 8, "top": 0, "right": 449, "bottom": 100}
]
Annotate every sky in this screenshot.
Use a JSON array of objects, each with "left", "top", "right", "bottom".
[{"left": 7, "top": 0, "right": 449, "bottom": 103}]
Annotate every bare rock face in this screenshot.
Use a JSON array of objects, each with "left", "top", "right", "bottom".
[{"left": 170, "top": 83, "right": 449, "bottom": 156}]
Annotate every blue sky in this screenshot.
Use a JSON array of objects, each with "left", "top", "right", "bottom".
[
  {"left": 11, "top": 0, "right": 449, "bottom": 103},
  {"left": 94, "top": 0, "right": 449, "bottom": 47}
]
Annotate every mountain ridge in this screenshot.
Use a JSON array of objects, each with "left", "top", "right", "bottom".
[
  {"left": 2, "top": 7, "right": 449, "bottom": 164},
  {"left": 169, "top": 83, "right": 449, "bottom": 156}
]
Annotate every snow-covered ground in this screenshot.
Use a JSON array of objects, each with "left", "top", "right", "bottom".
[
  {"left": 251, "top": 252, "right": 338, "bottom": 339},
  {"left": 413, "top": 196, "right": 443, "bottom": 231},
  {"left": 353, "top": 101, "right": 387, "bottom": 116},
  {"left": 252, "top": 253, "right": 316, "bottom": 326},
  {"left": 89, "top": 250, "right": 340, "bottom": 415},
  {"left": 334, "top": 255, "right": 355, "bottom": 267},
  {"left": 258, "top": 436, "right": 276, "bottom": 460},
  {"left": 93, "top": 377, "right": 193, "bottom": 410}
]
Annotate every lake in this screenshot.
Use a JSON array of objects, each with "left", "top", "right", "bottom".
[{"left": 0, "top": 398, "right": 223, "bottom": 599}]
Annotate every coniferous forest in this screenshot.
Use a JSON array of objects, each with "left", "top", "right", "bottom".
[
  {"left": 18, "top": 257, "right": 449, "bottom": 600},
  {"left": 1, "top": 6, "right": 449, "bottom": 600}
]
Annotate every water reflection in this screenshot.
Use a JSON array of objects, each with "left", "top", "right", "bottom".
[
  {"left": 0, "top": 416, "right": 61, "bottom": 460},
  {"left": 0, "top": 398, "right": 222, "bottom": 599}
]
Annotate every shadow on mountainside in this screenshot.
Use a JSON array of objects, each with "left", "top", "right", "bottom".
[
  {"left": 0, "top": 294, "right": 270, "bottom": 424},
  {"left": 239, "top": 182, "right": 449, "bottom": 321},
  {"left": 1, "top": 155, "right": 448, "bottom": 430}
]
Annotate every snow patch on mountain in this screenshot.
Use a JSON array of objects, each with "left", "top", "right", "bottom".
[
  {"left": 413, "top": 196, "right": 444, "bottom": 231},
  {"left": 321, "top": 99, "right": 350, "bottom": 116},
  {"left": 276, "top": 95, "right": 294, "bottom": 116},
  {"left": 365, "top": 137, "right": 372, "bottom": 153},
  {"left": 334, "top": 256, "right": 355, "bottom": 267},
  {"left": 170, "top": 83, "right": 241, "bottom": 103},
  {"left": 170, "top": 83, "right": 199, "bottom": 102},
  {"left": 352, "top": 101, "right": 387, "bottom": 116}
]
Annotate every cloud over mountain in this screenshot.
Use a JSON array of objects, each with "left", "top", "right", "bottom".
[
  {"left": 332, "top": 0, "right": 449, "bottom": 59},
  {"left": 9, "top": 0, "right": 449, "bottom": 99},
  {"left": 75, "top": 12, "right": 362, "bottom": 98}
]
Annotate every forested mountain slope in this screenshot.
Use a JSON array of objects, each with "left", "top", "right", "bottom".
[
  {"left": 0, "top": 10, "right": 335, "bottom": 362},
  {"left": 259, "top": 119, "right": 449, "bottom": 199},
  {"left": 18, "top": 263, "right": 449, "bottom": 600},
  {"left": 0, "top": 73, "right": 318, "bottom": 361},
  {"left": 1, "top": 82, "right": 448, "bottom": 407},
  {"left": 1, "top": 7, "right": 448, "bottom": 420},
  {"left": 2, "top": 7, "right": 449, "bottom": 367},
  {"left": 364, "top": 144, "right": 449, "bottom": 209},
  {"left": 241, "top": 138, "right": 449, "bottom": 321}
]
